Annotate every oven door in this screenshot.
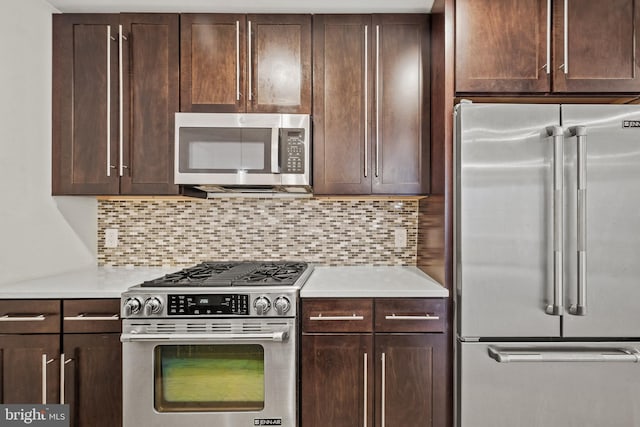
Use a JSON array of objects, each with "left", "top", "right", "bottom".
[
  {"left": 175, "top": 113, "right": 282, "bottom": 186},
  {"left": 122, "top": 318, "right": 296, "bottom": 427}
]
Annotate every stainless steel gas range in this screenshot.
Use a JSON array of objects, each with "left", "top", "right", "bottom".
[{"left": 120, "top": 261, "right": 313, "bottom": 427}]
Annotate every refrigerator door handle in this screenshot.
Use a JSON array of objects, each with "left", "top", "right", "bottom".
[
  {"left": 546, "top": 126, "right": 564, "bottom": 316},
  {"left": 568, "top": 126, "right": 588, "bottom": 316},
  {"left": 488, "top": 346, "right": 640, "bottom": 363}
]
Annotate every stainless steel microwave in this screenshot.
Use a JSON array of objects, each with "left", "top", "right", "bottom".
[{"left": 174, "top": 113, "right": 311, "bottom": 192}]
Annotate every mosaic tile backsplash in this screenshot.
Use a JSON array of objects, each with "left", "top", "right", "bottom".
[{"left": 98, "top": 198, "right": 418, "bottom": 266}]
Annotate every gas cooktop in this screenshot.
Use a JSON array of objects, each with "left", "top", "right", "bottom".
[{"left": 140, "top": 261, "right": 309, "bottom": 288}]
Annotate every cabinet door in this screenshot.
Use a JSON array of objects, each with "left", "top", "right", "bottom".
[
  {"left": 301, "top": 334, "right": 374, "bottom": 427},
  {"left": 372, "top": 15, "right": 430, "bottom": 194},
  {"left": 313, "top": 15, "right": 372, "bottom": 195},
  {"left": 247, "top": 15, "right": 311, "bottom": 113},
  {"left": 553, "top": 0, "right": 640, "bottom": 92},
  {"left": 120, "top": 14, "right": 179, "bottom": 195},
  {"left": 0, "top": 335, "right": 59, "bottom": 404},
  {"left": 375, "top": 334, "right": 447, "bottom": 427},
  {"left": 180, "top": 14, "right": 246, "bottom": 112},
  {"left": 53, "top": 14, "right": 120, "bottom": 195},
  {"left": 63, "top": 334, "right": 122, "bottom": 427},
  {"left": 455, "top": 0, "right": 550, "bottom": 93}
]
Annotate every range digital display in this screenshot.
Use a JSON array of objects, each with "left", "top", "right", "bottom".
[{"left": 168, "top": 294, "right": 249, "bottom": 315}]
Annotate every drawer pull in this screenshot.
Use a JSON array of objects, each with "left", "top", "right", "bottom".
[
  {"left": 0, "top": 314, "right": 46, "bottom": 322},
  {"left": 309, "top": 314, "right": 365, "bottom": 321},
  {"left": 385, "top": 314, "right": 440, "bottom": 321},
  {"left": 64, "top": 314, "right": 120, "bottom": 321}
]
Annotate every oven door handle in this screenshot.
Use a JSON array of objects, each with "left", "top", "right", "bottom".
[{"left": 120, "top": 331, "right": 289, "bottom": 343}]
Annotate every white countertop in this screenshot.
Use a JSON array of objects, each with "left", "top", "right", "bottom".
[
  {"left": 0, "top": 267, "right": 178, "bottom": 299},
  {"left": 300, "top": 266, "right": 449, "bottom": 298}
]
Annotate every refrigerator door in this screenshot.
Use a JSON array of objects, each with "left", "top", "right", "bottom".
[
  {"left": 455, "top": 103, "right": 561, "bottom": 338},
  {"left": 562, "top": 104, "right": 640, "bottom": 337},
  {"left": 457, "top": 341, "right": 640, "bottom": 427}
]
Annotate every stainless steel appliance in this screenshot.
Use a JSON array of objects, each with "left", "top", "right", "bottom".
[
  {"left": 175, "top": 113, "right": 311, "bottom": 196},
  {"left": 121, "top": 261, "right": 313, "bottom": 427},
  {"left": 454, "top": 103, "right": 640, "bottom": 426}
]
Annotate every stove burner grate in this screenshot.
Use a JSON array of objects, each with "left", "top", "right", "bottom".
[
  {"left": 232, "top": 262, "right": 309, "bottom": 285},
  {"left": 140, "top": 261, "right": 308, "bottom": 288}
]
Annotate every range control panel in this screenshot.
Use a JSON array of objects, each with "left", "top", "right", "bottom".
[
  {"left": 168, "top": 294, "right": 249, "bottom": 316},
  {"left": 280, "top": 128, "right": 306, "bottom": 174}
]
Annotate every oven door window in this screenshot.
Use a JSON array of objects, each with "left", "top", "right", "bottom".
[
  {"left": 178, "top": 127, "right": 273, "bottom": 173},
  {"left": 154, "top": 344, "right": 265, "bottom": 412}
]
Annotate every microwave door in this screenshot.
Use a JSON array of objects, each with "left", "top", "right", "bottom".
[{"left": 176, "top": 126, "right": 281, "bottom": 186}]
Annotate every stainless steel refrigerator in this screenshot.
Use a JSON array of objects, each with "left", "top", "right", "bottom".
[{"left": 454, "top": 102, "right": 640, "bottom": 427}]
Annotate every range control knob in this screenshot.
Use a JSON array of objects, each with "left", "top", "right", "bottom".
[
  {"left": 274, "top": 297, "right": 291, "bottom": 316},
  {"left": 123, "top": 297, "right": 142, "bottom": 316},
  {"left": 254, "top": 297, "right": 271, "bottom": 316},
  {"left": 143, "top": 297, "right": 163, "bottom": 316}
]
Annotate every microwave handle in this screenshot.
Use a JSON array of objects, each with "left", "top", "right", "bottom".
[{"left": 271, "top": 127, "right": 281, "bottom": 174}]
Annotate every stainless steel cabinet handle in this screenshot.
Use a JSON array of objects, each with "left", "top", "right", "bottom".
[
  {"left": 60, "top": 353, "right": 64, "bottom": 404},
  {"left": 41, "top": 354, "right": 54, "bottom": 404},
  {"left": 375, "top": 25, "right": 380, "bottom": 178},
  {"left": 364, "top": 24, "right": 368, "bottom": 178},
  {"left": 569, "top": 126, "right": 587, "bottom": 316},
  {"left": 64, "top": 314, "right": 119, "bottom": 321},
  {"left": 248, "top": 20, "right": 252, "bottom": 101},
  {"left": 308, "top": 314, "right": 365, "bottom": 321},
  {"left": 236, "top": 20, "right": 241, "bottom": 101},
  {"left": 363, "top": 352, "right": 368, "bottom": 427},
  {"left": 488, "top": 346, "right": 640, "bottom": 363},
  {"left": 58, "top": 354, "right": 74, "bottom": 404},
  {"left": 381, "top": 352, "right": 386, "bottom": 427},
  {"left": 60, "top": 353, "right": 73, "bottom": 404},
  {"left": 118, "top": 25, "right": 126, "bottom": 176},
  {"left": 385, "top": 314, "right": 440, "bottom": 320},
  {"left": 0, "top": 314, "right": 46, "bottom": 322},
  {"left": 121, "top": 331, "right": 288, "bottom": 342},
  {"left": 544, "top": 0, "right": 551, "bottom": 74},
  {"left": 561, "top": 0, "right": 569, "bottom": 73},
  {"left": 106, "top": 25, "right": 113, "bottom": 177},
  {"left": 546, "top": 126, "right": 564, "bottom": 316}
]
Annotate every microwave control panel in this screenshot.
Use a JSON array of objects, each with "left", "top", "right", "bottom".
[{"left": 280, "top": 128, "right": 306, "bottom": 174}]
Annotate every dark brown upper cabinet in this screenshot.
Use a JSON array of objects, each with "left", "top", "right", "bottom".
[
  {"left": 553, "top": 0, "right": 640, "bottom": 92},
  {"left": 456, "top": 0, "right": 640, "bottom": 94},
  {"left": 180, "top": 14, "right": 311, "bottom": 113},
  {"left": 455, "top": 0, "right": 549, "bottom": 93},
  {"left": 52, "top": 14, "right": 179, "bottom": 195},
  {"left": 313, "top": 14, "right": 430, "bottom": 195}
]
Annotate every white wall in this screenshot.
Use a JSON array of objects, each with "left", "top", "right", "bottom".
[{"left": 0, "top": 0, "right": 97, "bottom": 285}]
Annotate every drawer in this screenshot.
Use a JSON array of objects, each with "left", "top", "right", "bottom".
[
  {"left": 0, "top": 300, "right": 61, "bottom": 333},
  {"left": 375, "top": 299, "right": 446, "bottom": 333},
  {"left": 302, "top": 299, "right": 373, "bottom": 333},
  {"left": 63, "top": 299, "right": 121, "bottom": 333}
]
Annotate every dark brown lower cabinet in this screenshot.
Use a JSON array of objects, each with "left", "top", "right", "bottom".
[
  {"left": 0, "top": 299, "right": 122, "bottom": 427},
  {"left": 301, "top": 298, "right": 449, "bottom": 427},
  {"left": 0, "top": 335, "right": 60, "bottom": 404},
  {"left": 375, "top": 334, "right": 447, "bottom": 427},
  {"left": 63, "top": 334, "right": 122, "bottom": 427},
  {"left": 302, "top": 334, "right": 374, "bottom": 427}
]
